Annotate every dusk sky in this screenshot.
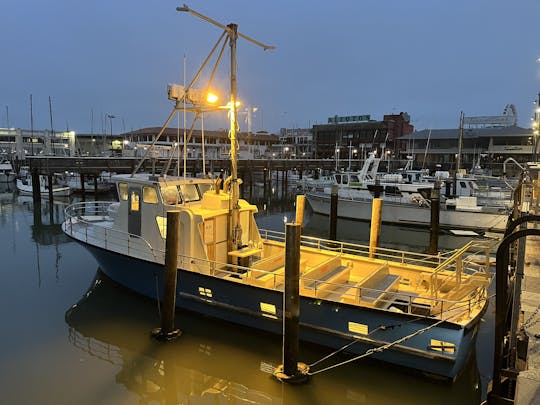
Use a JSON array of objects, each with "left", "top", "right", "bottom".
[{"left": 2, "top": 0, "right": 540, "bottom": 135}]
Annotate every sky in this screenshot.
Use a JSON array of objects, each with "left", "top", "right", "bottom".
[{"left": 1, "top": 0, "right": 540, "bottom": 135}]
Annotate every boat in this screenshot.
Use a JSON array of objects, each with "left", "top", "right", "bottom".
[
  {"left": 0, "top": 160, "right": 16, "bottom": 183},
  {"left": 305, "top": 188, "right": 510, "bottom": 232},
  {"left": 17, "top": 173, "right": 71, "bottom": 197},
  {"left": 62, "top": 6, "right": 494, "bottom": 380},
  {"left": 63, "top": 172, "right": 113, "bottom": 193}
]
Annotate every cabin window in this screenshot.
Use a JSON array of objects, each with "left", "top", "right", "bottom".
[
  {"left": 198, "top": 183, "right": 213, "bottom": 195},
  {"left": 118, "top": 183, "right": 128, "bottom": 201},
  {"left": 130, "top": 192, "right": 140, "bottom": 212},
  {"left": 460, "top": 181, "right": 467, "bottom": 189},
  {"left": 143, "top": 186, "right": 158, "bottom": 204},
  {"left": 179, "top": 184, "right": 200, "bottom": 202},
  {"left": 350, "top": 175, "right": 360, "bottom": 183},
  {"left": 160, "top": 185, "right": 180, "bottom": 205}
]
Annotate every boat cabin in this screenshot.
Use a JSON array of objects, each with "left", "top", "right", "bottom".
[{"left": 109, "top": 174, "right": 262, "bottom": 270}]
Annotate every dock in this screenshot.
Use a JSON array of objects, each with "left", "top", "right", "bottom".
[{"left": 516, "top": 232, "right": 540, "bottom": 403}]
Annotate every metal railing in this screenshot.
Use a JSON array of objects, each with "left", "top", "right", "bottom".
[
  {"left": 63, "top": 201, "right": 159, "bottom": 261},
  {"left": 260, "top": 228, "right": 448, "bottom": 268}
]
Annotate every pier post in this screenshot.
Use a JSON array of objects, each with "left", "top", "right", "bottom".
[
  {"left": 94, "top": 175, "right": 98, "bottom": 196},
  {"left": 80, "top": 173, "right": 85, "bottom": 194},
  {"left": 31, "top": 169, "right": 41, "bottom": 203},
  {"left": 369, "top": 198, "right": 383, "bottom": 258},
  {"left": 295, "top": 195, "right": 305, "bottom": 227},
  {"left": 428, "top": 183, "right": 440, "bottom": 255},
  {"left": 47, "top": 174, "right": 54, "bottom": 202},
  {"left": 152, "top": 210, "right": 181, "bottom": 341},
  {"left": 263, "top": 167, "right": 268, "bottom": 200},
  {"left": 329, "top": 184, "right": 338, "bottom": 240},
  {"left": 273, "top": 222, "right": 309, "bottom": 383}
]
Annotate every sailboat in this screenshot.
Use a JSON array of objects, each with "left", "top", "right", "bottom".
[{"left": 62, "top": 6, "right": 494, "bottom": 380}]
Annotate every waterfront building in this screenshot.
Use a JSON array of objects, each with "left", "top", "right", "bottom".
[
  {"left": 0, "top": 127, "right": 78, "bottom": 159},
  {"left": 398, "top": 105, "right": 533, "bottom": 174},
  {"left": 273, "top": 127, "right": 313, "bottom": 158},
  {"left": 121, "top": 127, "right": 279, "bottom": 159},
  {"left": 311, "top": 112, "right": 414, "bottom": 161}
]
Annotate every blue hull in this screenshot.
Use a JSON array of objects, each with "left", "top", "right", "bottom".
[{"left": 78, "top": 240, "right": 481, "bottom": 379}]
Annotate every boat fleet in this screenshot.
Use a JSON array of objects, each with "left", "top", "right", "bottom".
[
  {"left": 60, "top": 6, "right": 505, "bottom": 381},
  {"left": 299, "top": 153, "right": 515, "bottom": 232}
]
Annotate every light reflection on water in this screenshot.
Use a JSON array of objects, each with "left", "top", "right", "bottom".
[{"left": 0, "top": 182, "right": 492, "bottom": 404}]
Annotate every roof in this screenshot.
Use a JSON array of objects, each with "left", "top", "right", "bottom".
[{"left": 398, "top": 126, "right": 532, "bottom": 140}]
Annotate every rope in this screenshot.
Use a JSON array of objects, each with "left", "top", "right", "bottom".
[{"left": 307, "top": 298, "right": 484, "bottom": 376}]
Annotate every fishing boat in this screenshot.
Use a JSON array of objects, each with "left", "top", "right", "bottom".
[
  {"left": 62, "top": 6, "right": 494, "bottom": 380},
  {"left": 305, "top": 187, "right": 510, "bottom": 232}
]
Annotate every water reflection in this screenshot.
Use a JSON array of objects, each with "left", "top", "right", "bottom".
[{"left": 65, "top": 270, "right": 482, "bottom": 404}]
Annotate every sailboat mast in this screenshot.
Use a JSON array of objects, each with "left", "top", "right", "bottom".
[
  {"left": 456, "top": 111, "right": 464, "bottom": 173},
  {"left": 228, "top": 23, "right": 242, "bottom": 249}
]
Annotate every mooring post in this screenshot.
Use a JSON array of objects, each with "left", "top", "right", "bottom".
[
  {"left": 369, "top": 198, "right": 383, "bottom": 258},
  {"left": 152, "top": 210, "right": 181, "bottom": 341},
  {"left": 295, "top": 195, "right": 305, "bottom": 227},
  {"left": 273, "top": 222, "right": 309, "bottom": 383},
  {"left": 31, "top": 169, "right": 41, "bottom": 203},
  {"left": 329, "top": 184, "right": 338, "bottom": 240},
  {"left": 429, "top": 182, "right": 441, "bottom": 255},
  {"left": 94, "top": 175, "right": 98, "bottom": 196},
  {"left": 80, "top": 173, "right": 85, "bottom": 194},
  {"left": 47, "top": 174, "right": 54, "bottom": 202}
]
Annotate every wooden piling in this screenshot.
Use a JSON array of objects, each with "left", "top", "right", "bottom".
[
  {"left": 273, "top": 222, "right": 309, "bottom": 383},
  {"left": 152, "top": 210, "right": 181, "bottom": 341},
  {"left": 369, "top": 198, "right": 383, "bottom": 258},
  {"left": 329, "top": 184, "right": 338, "bottom": 240},
  {"left": 295, "top": 195, "right": 305, "bottom": 227},
  {"left": 428, "top": 184, "right": 440, "bottom": 255},
  {"left": 47, "top": 174, "right": 54, "bottom": 202},
  {"left": 31, "top": 169, "right": 41, "bottom": 203}
]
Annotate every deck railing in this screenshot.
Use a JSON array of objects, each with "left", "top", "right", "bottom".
[
  {"left": 260, "top": 229, "right": 448, "bottom": 268},
  {"left": 63, "top": 201, "right": 159, "bottom": 261}
]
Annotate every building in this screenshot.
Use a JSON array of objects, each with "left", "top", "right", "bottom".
[
  {"left": 0, "top": 127, "right": 79, "bottom": 159},
  {"left": 398, "top": 105, "right": 533, "bottom": 173},
  {"left": 311, "top": 112, "right": 414, "bottom": 160},
  {"left": 272, "top": 128, "right": 314, "bottom": 158},
  {"left": 121, "top": 127, "right": 279, "bottom": 159}
]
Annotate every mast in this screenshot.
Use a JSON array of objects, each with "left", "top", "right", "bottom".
[
  {"left": 177, "top": 4, "right": 274, "bottom": 251},
  {"left": 456, "top": 111, "right": 464, "bottom": 173}
]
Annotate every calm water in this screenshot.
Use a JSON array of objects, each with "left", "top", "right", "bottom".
[{"left": 0, "top": 181, "right": 495, "bottom": 404}]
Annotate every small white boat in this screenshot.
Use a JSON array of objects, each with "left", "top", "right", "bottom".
[
  {"left": 63, "top": 173, "right": 113, "bottom": 193},
  {"left": 0, "top": 160, "right": 16, "bottom": 183},
  {"left": 17, "top": 174, "right": 72, "bottom": 197}
]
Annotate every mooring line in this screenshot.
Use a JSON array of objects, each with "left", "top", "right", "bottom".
[{"left": 307, "top": 299, "right": 483, "bottom": 376}]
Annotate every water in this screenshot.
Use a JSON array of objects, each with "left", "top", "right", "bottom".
[{"left": 0, "top": 183, "right": 494, "bottom": 404}]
